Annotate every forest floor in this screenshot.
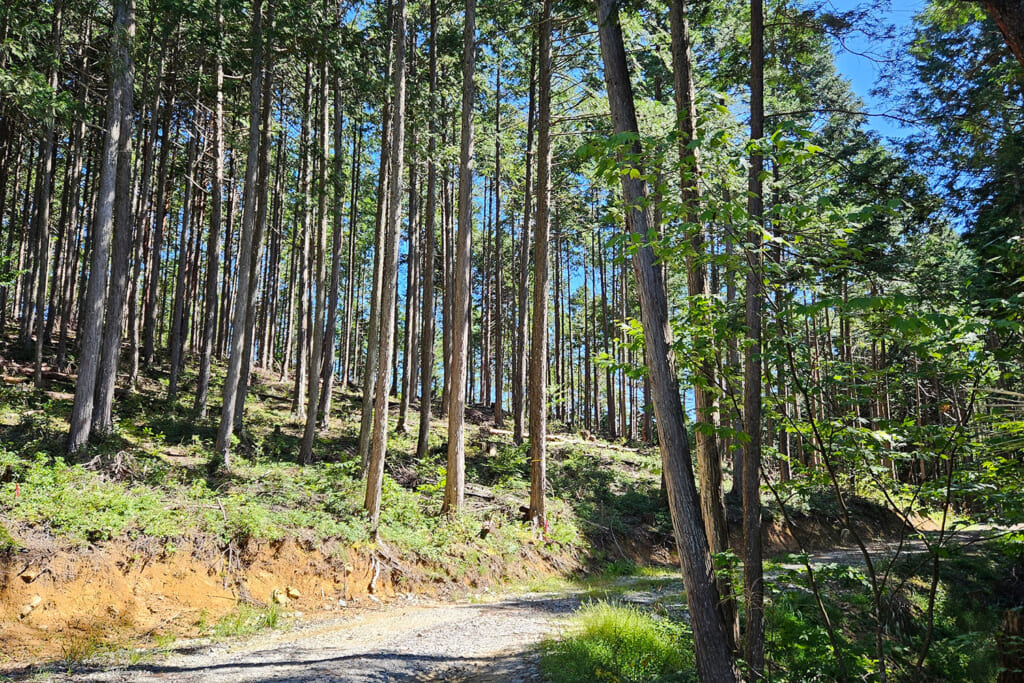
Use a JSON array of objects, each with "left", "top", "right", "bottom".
[
  {"left": 0, "top": 356, "right": 1012, "bottom": 681},
  {"left": 2, "top": 532, "right": 1001, "bottom": 683}
]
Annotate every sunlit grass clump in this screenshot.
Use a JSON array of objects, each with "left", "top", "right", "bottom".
[{"left": 540, "top": 600, "right": 696, "bottom": 683}]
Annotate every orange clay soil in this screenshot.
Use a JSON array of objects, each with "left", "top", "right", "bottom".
[{"left": 0, "top": 523, "right": 571, "bottom": 670}]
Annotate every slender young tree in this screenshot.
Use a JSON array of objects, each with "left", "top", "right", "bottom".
[
  {"left": 167, "top": 127, "right": 199, "bottom": 400},
  {"left": 32, "top": 1, "right": 63, "bottom": 387},
  {"left": 594, "top": 0, "right": 738, "bottom": 679},
  {"left": 416, "top": 0, "right": 439, "bottom": 462},
  {"left": 317, "top": 74, "right": 347, "bottom": 426},
  {"left": 300, "top": 63, "right": 330, "bottom": 466},
  {"left": 396, "top": 98, "right": 419, "bottom": 436},
  {"left": 340, "top": 120, "right": 360, "bottom": 389},
  {"left": 743, "top": 0, "right": 766, "bottom": 674},
  {"left": 493, "top": 61, "right": 504, "bottom": 427},
  {"left": 357, "top": 1, "right": 395, "bottom": 471},
  {"left": 513, "top": 37, "right": 537, "bottom": 446},
  {"left": 233, "top": 41, "right": 275, "bottom": 432},
  {"left": 366, "top": 0, "right": 408, "bottom": 533},
  {"left": 442, "top": 0, "right": 475, "bottom": 514},
  {"left": 195, "top": 0, "right": 225, "bottom": 417},
  {"left": 215, "top": 0, "right": 264, "bottom": 465}
]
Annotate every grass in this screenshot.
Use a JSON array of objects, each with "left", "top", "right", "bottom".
[
  {"left": 58, "top": 633, "right": 106, "bottom": 674},
  {"left": 210, "top": 602, "right": 283, "bottom": 638},
  {"left": 0, "top": 521, "right": 18, "bottom": 551},
  {"left": 4, "top": 357, "right": 1012, "bottom": 681},
  {"left": 538, "top": 539, "right": 1014, "bottom": 683},
  {"left": 0, "top": 366, "right": 664, "bottom": 579},
  {"left": 540, "top": 600, "right": 697, "bottom": 683}
]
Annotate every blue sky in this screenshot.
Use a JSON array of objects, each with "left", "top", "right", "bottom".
[{"left": 824, "top": 0, "right": 927, "bottom": 143}]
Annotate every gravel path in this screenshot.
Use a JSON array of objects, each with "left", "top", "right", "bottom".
[
  {"left": 64, "top": 593, "right": 580, "bottom": 683},
  {"left": 29, "top": 529, "right": 1006, "bottom": 682}
]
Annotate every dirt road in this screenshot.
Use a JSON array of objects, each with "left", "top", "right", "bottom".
[{"left": 53, "top": 593, "right": 580, "bottom": 683}]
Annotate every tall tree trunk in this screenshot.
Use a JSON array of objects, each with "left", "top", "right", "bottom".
[
  {"left": 366, "top": 0, "right": 408, "bottom": 532},
  {"left": 56, "top": 118, "right": 86, "bottom": 368},
  {"left": 598, "top": 230, "right": 614, "bottom": 437},
  {"left": 291, "top": 64, "right": 314, "bottom": 415},
  {"left": 416, "top": 0, "right": 439, "bottom": 461},
  {"left": 67, "top": 0, "right": 133, "bottom": 454},
  {"left": 440, "top": 155, "right": 453, "bottom": 417},
  {"left": 214, "top": 0, "right": 264, "bottom": 465},
  {"left": 127, "top": 37, "right": 168, "bottom": 385},
  {"left": 167, "top": 126, "right": 199, "bottom": 399},
  {"left": 528, "top": 0, "right": 552, "bottom": 527},
  {"left": 442, "top": 0, "right": 475, "bottom": 514},
  {"left": 142, "top": 85, "right": 176, "bottom": 367},
  {"left": 300, "top": 61, "right": 330, "bottom": 465},
  {"left": 743, "top": 0, "right": 766, "bottom": 675},
  {"left": 724, "top": 215, "right": 743, "bottom": 498},
  {"left": 493, "top": 62, "right": 505, "bottom": 427},
  {"left": 357, "top": 0, "right": 396, "bottom": 470},
  {"left": 317, "top": 73, "right": 347, "bottom": 426},
  {"left": 397, "top": 106, "right": 419, "bottom": 435},
  {"left": 357, "top": 100, "right": 393, "bottom": 471},
  {"left": 341, "top": 121, "right": 361, "bottom": 389},
  {"left": 217, "top": 154, "right": 237, "bottom": 360},
  {"left": 234, "top": 43, "right": 275, "bottom": 432},
  {"left": 669, "top": 0, "right": 737, "bottom": 650},
  {"left": 32, "top": 1, "right": 63, "bottom": 386},
  {"left": 595, "top": 1, "right": 739, "bottom": 679},
  {"left": 513, "top": 37, "right": 537, "bottom": 446},
  {"left": 1, "top": 139, "right": 26, "bottom": 335},
  {"left": 195, "top": 2, "right": 225, "bottom": 417},
  {"left": 91, "top": 6, "right": 136, "bottom": 436}
]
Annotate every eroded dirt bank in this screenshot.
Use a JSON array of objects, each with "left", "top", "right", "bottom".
[{"left": 0, "top": 524, "right": 569, "bottom": 672}]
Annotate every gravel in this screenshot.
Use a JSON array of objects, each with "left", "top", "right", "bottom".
[{"left": 55, "top": 593, "right": 580, "bottom": 683}]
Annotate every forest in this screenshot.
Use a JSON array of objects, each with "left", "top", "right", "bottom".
[{"left": 1, "top": 0, "right": 1024, "bottom": 681}]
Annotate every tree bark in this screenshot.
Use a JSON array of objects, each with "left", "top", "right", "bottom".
[
  {"left": 513, "top": 37, "right": 537, "bottom": 446},
  {"left": 594, "top": 1, "right": 739, "bottom": 680},
  {"left": 493, "top": 62, "right": 505, "bottom": 427},
  {"left": 341, "top": 121, "right": 361, "bottom": 389},
  {"left": 167, "top": 127, "right": 199, "bottom": 400},
  {"left": 214, "top": 0, "right": 264, "bottom": 465},
  {"left": 91, "top": 5, "right": 136, "bottom": 436},
  {"left": 366, "top": 0, "right": 408, "bottom": 533},
  {"left": 416, "top": 0, "right": 439, "bottom": 462},
  {"left": 984, "top": 1, "right": 1024, "bottom": 68},
  {"left": 195, "top": 2, "right": 225, "bottom": 417},
  {"left": 234, "top": 43, "right": 275, "bottom": 432},
  {"left": 300, "top": 60, "right": 331, "bottom": 464},
  {"left": 397, "top": 105, "right": 419, "bottom": 435},
  {"left": 317, "top": 72, "right": 347, "bottom": 426},
  {"left": 668, "top": 0, "right": 737, "bottom": 651},
  {"left": 529, "top": 0, "right": 552, "bottom": 527},
  {"left": 32, "top": 1, "right": 63, "bottom": 386},
  {"left": 743, "top": 0, "right": 766, "bottom": 675},
  {"left": 67, "top": 0, "right": 133, "bottom": 455},
  {"left": 442, "top": 0, "right": 475, "bottom": 514}
]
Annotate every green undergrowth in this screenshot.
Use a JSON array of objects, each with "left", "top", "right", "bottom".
[
  {"left": 0, "top": 374, "right": 658, "bottom": 576},
  {"left": 541, "top": 600, "right": 697, "bottom": 683},
  {"left": 761, "top": 545, "right": 1009, "bottom": 681},
  {"left": 206, "top": 602, "right": 283, "bottom": 638},
  {"left": 542, "top": 542, "right": 1014, "bottom": 682}
]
